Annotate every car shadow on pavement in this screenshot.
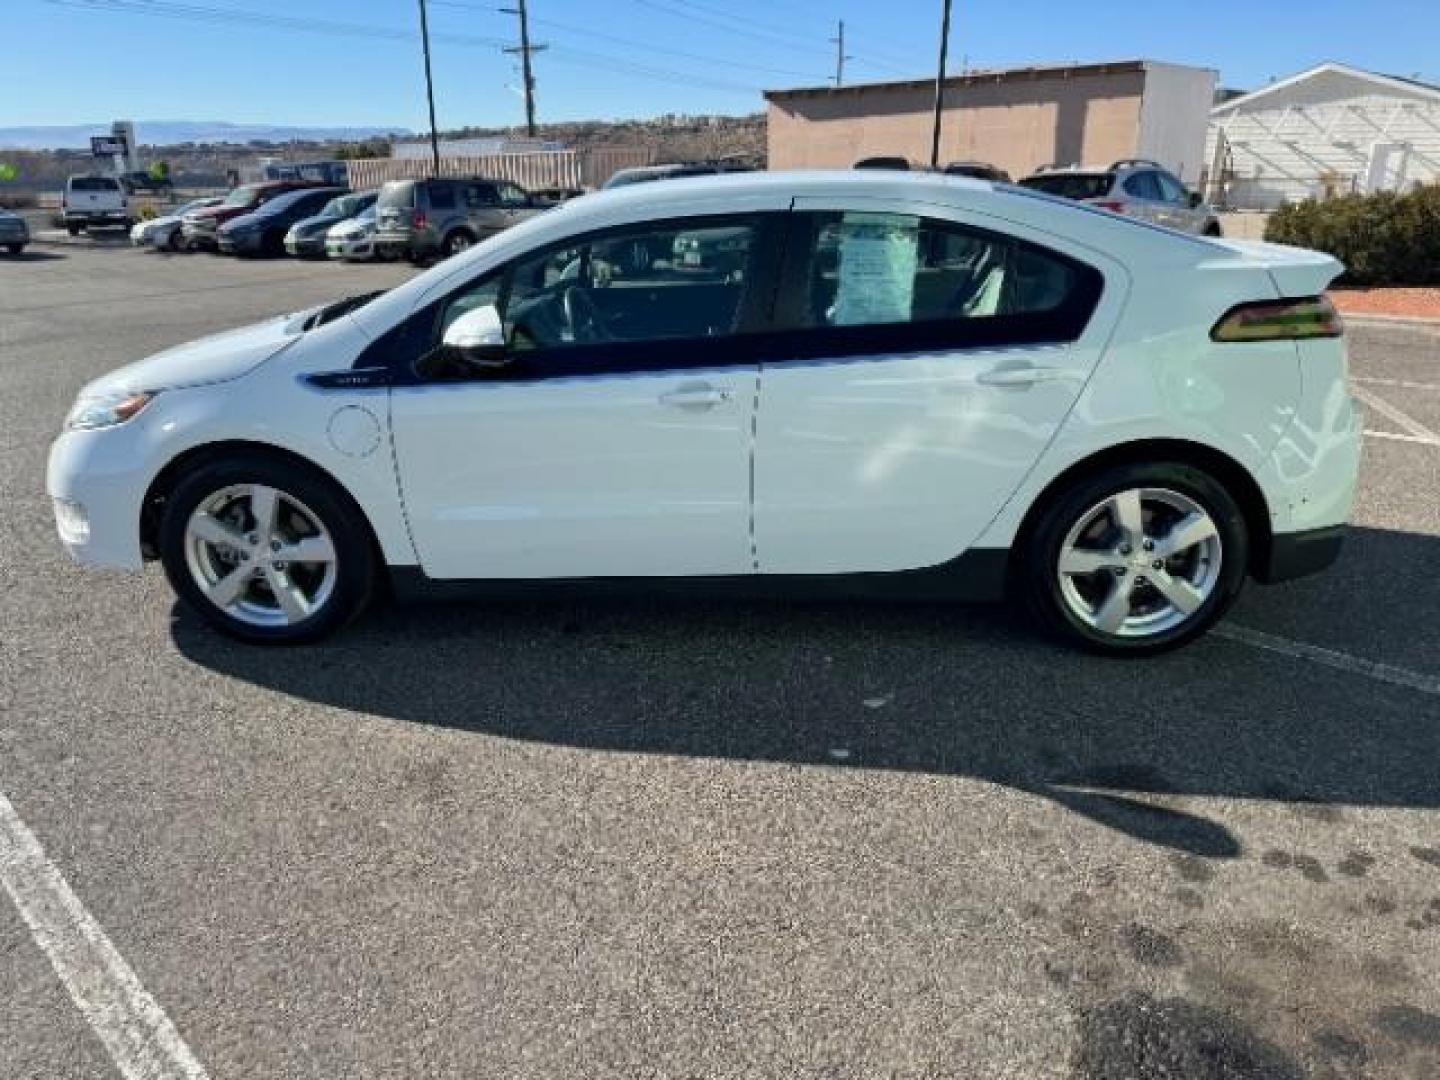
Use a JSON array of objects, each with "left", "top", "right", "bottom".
[
  {"left": 2, "top": 250, "right": 67, "bottom": 262},
  {"left": 171, "top": 525, "right": 1440, "bottom": 861}
]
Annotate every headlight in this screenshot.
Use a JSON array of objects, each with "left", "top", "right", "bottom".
[{"left": 65, "top": 391, "right": 156, "bottom": 431}]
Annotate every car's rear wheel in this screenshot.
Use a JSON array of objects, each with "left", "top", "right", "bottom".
[
  {"left": 1019, "top": 462, "right": 1248, "bottom": 655},
  {"left": 167, "top": 228, "right": 187, "bottom": 252},
  {"left": 5, "top": 243, "right": 22, "bottom": 255},
  {"left": 442, "top": 230, "right": 474, "bottom": 258},
  {"left": 159, "top": 456, "right": 376, "bottom": 644}
]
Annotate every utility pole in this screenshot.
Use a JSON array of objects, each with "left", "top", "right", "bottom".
[
  {"left": 501, "top": 0, "right": 545, "bottom": 137},
  {"left": 929, "top": 0, "right": 953, "bottom": 168},
  {"left": 416, "top": 0, "right": 441, "bottom": 173},
  {"left": 829, "top": 19, "right": 851, "bottom": 87}
]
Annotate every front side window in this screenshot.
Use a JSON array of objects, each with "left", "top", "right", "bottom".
[
  {"left": 1123, "top": 172, "right": 1163, "bottom": 201},
  {"left": 1155, "top": 171, "right": 1190, "bottom": 205},
  {"left": 497, "top": 182, "right": 530, "bottom": 207},
  {"left": 432, "top": 216, "right": 762, "bottom": 366},
  {"left": 792, "top": 212, "right": 1092, "bottom": 333}
]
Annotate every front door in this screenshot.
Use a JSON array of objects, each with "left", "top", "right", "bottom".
[
  {"left": 389, "top": 213, "right": 783, "bottom": 580},
  {"left": 754, "top": 200, "right": 1123, "bottom": 575}
]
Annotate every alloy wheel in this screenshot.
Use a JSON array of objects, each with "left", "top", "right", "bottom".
[
  {"left": 1055, "top": 487, "right": 1223, "bottom": 639},
  {"left": 183, "top": 484, "right": 338, "bottom": 628}
]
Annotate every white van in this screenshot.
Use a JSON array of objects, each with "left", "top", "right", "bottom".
[{"left": 62, "top": 175, "right": 131, "bottom": 235}]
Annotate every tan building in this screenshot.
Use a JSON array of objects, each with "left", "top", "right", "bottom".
[{"left": 765, "top": 60, "right": 1216, "bottom": 184}]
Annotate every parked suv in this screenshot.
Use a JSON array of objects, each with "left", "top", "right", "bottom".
[
  {"left": 374, "top": 177, "right": 549, "bottom": 263},
  {"left": 181, "top": 180, "right": 323, "bottom": 250},
  {"left": 1018, "top": 160, "right": 1221, "bottom": 235},
  {"left": 0, "top": 207, "right": 30, "bottom": 254},
  {"left": 62, "top": 175, "right": 131, "bottom": 235}
]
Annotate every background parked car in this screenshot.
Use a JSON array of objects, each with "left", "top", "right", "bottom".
[
  {"left": 943, "top": 161, "right": 1012, "bottom": 182},
  {"left": 285, "top": 190, "right": 378, "bottom": 258},
  {"left": 0, "top": 207, "right": 30, "bottom": 254},
  {"left": 217, "top": 187, "right": 345, "bottom": 257},
  {"left": 1018, "top": 160, "right": 1222, "bottom": 235},
  {"left": 181, "top": 180, "right": 324, "bottom": 250},
  {"left": 62, "top": 175, "right": 131, "bottom": 235},
  {"left": 601, "top": 162, "right": 753, "bottom": 189},
  {"left": 324, "top": 205, "right": 389, "bottom": 262},
  {"left": 852, "top": 156, "right": 913, "bottom": 171},
  {"left": 130, "top": 196, "right": 224, "bottom": 251},
  {"left": 374, "top": 176, "right": 550, "bottom": 264}
]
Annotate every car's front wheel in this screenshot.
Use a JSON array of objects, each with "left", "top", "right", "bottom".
[
  {"left": 1019, "top": 462, "right": 1248, "bottom": 655},
  {"left": 5, "top": 243, "right": 22, "bottom": 255},
  {"left": 159, "top": 455, "right": 376, "bottom": 643}
]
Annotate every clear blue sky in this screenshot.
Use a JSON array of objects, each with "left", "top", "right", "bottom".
[{"left": 4, "top": 0, "right": 1437, "bottom": 131}]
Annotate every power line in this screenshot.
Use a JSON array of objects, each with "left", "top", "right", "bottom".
[{"left": 40, "top": 0, "right": 762, "bottom": 97}]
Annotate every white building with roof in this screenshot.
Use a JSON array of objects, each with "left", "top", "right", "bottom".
[{"left": 1206, "top": 62, "right": 1440, "bottom": 209}]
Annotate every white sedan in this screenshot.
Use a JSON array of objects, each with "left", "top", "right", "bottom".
[
  {"left": 49, "top": 171, "right": 1361, "bottom": 653},
  {"left": 130, "top": 196, "right": 224, "bottom": 251},
  {"left": 324, "top": 205, "right": 385, "bottom": 262}
]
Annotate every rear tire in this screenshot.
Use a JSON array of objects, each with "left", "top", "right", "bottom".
[
  {"left": 159, "top": 454, "right": 377, "bottom": 644},
  {"left": 441, "top": 230, "right": 475, "bottom": 258},
  {"left": 1203, "top": 221, "right": 1223, "bottom": 237},
  {"left": 168, "top": 228, "right": 187, "bottom": 252},
  {"left": 1018, "top": 462, "right": 1248, "bottom": 655},
  {"left": 66, "top": 224, "right": 81, "bottom": 236},
  {"left": 5, "top": 243, "right": 22, "bottom": 255}
]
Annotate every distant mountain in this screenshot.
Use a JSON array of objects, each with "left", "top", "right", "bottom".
[{"left": 0, "top": 120, "right": 411, "bottom": 150}]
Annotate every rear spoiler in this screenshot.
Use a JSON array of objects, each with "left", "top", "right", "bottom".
[{"left": 1200, "top": 238, "right": 1345, "bottom": 298}]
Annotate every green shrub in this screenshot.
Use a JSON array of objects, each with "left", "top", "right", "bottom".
[{"left": 1265, "top": 184, "right": 1440, "bottom": 286}]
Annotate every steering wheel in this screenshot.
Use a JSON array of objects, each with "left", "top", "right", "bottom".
[{"left": 562, "top": 286, "right": 611, "bottom": 344}]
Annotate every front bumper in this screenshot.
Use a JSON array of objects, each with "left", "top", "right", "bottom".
[
  {"left": 65, "top": 210, "right": 129, "bottom": 228},
  {"left": 286, "top": 234, "right": 326, "bottom": 257},
  {"left": 47, "top": 425, "right": 154, "bottom": 571}
]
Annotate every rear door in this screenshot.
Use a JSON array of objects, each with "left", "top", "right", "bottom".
[{"left": 753, "top": 199, "right": 1122, "bottom": 574}]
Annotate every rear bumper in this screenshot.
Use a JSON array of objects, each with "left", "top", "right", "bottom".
[{"left": 1257, "top": 525, "right": 1345, "bottom": 584}]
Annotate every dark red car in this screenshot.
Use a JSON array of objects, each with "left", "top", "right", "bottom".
[{"left": 179, "top": 180, "right": 324, "bottom": 250}]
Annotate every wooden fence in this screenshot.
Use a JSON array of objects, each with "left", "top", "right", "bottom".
[{"left": 343, "top": 146, "right": 653, "bottom": 193}]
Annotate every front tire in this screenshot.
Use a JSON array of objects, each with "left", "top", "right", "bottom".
[
  {"left": 5, "top": 243, "right": 22, "bottom": 255},
  {"left": 159, "top": 455, "right": 377, "bottom": 644},
  {"left": 1019, "top": 462, "right": 1248, "bottom": 655}
]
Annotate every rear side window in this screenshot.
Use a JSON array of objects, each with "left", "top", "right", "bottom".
[
  {"left": 69, "top": 177, "right": 120, "bottom": 192},
  {"left": 1017, "top": 173, "right": 1113, "bottom": 200},
  {"left": 461, "top": 183, "right": 498, "bottom": 209},
  {"left": 427, "top": 183, "right": 456, "bottom": 211},
  {"left": 1123, "top": 172, "right": 1163, "bottom": 200},
  {"left": 796, "top": 212, "right": 1093, "bottom": 325}
]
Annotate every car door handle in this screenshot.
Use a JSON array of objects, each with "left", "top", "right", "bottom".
[
  {"left": 660, "top": 383, "right": 731, "bottom": 409},
  {"left": 977, "top": 365, "right": 1065, "bottom": 387}
]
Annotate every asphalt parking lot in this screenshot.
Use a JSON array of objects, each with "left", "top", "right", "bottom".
[{"left": 2, "top": 245, "right": 1438, "bottom": 1079}]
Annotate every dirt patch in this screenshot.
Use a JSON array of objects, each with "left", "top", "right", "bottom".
[{"left": 1330, "top": 288, "right": 1440, "bottom": 322}]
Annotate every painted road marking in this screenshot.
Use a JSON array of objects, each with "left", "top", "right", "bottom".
[
  {"left": 1365, "top": 430, "right": 1440, "bottom": 445},
  {"left": 1218, "top": 624, "right": 1440, "bottom": 697},
  {"left": 1354, "top": 376, "right": 1440, "bottom": 393},
  {"left": 1352, "top": 383, "right": 1440, "bottom": 445},
  {"left": 0, "top": 789, "right": 210, "bottom": 1080}
]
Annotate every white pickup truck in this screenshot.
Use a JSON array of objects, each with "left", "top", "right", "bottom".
[{"left": 62, "top": 175, "right": 131, "bottom": 235}]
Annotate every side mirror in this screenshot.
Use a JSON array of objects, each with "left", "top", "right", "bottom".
[
  {"left": 1188, "top": 191, "right": 1203, "bottom": 208},
  {"left": 440, "top": 304, "right": 508, "bottom": 369}
]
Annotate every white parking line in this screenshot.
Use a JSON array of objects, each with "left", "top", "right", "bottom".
[
  {"left": 1365, "top": 430, "right": 1440, "bottom": 445},
  {"left": 1352, "top": 384, "right": 1440, "bottom": 445},
  {"left": 1354, "top": 376, "right": 1440, "bottom": 393},
  {"left": 0, "top": 789, "right": 210, "bottom": 1080},
  {"left": 1217, "top": 624, "right": 1440, "bottom": 696}
]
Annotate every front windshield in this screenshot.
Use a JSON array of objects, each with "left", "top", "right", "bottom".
[
  {"left": 321, "top": 195, "right": 349, "bottom": 217},
  {"left": 222, "top": 185, "right": 261, "bottom": 207}
]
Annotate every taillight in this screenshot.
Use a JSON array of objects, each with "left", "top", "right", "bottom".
[
  {"left": 1090, "top": 200, "right": 1126, "bottom": 213},
  {"left": 411, "top": 209, "right": 427, "bottom": 229},
  {"left": 1211, "top": 296, "right": 1344, "bottom": 342}
]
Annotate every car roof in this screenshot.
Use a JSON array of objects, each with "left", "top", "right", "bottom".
[{"left": 355, "top": 168, "right": 1219, "bottom": 334}]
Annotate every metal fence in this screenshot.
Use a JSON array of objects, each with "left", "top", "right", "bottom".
[{"left": 343, "top": 146, "right": 653, "bottom": 193}]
